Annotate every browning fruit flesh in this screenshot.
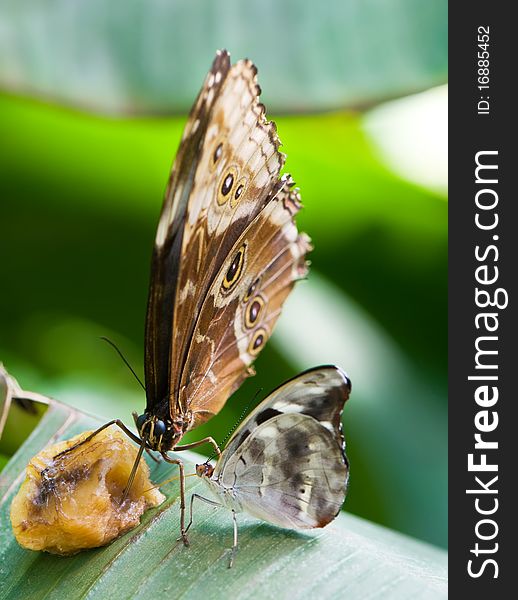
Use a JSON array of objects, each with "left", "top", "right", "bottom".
[{"left": 10, "top": 428, "right": 164, "bottom": 555}]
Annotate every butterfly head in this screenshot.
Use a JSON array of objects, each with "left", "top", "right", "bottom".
[
  {"left": 133, "top": 411, "right": 188, "bottom": 452},
  {"left": 195, "top": 462, "right": 214, "bottom": 479}
]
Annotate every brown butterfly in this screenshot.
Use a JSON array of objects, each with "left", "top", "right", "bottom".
[{"left": 57, "top": 50, "right": 311, "bottom": 544}]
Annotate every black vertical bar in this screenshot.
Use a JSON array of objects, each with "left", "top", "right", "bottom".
[{"left": 450, "top": 2, "right": 515, "bottom": 596}]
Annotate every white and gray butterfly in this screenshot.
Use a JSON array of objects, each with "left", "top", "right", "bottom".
[{"left": 189, "top": 365, "right": 351, "bottom": 566}]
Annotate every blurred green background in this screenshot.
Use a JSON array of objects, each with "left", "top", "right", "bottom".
[{"left": 0, "top": 1, "right": 447, "bottom": 548}]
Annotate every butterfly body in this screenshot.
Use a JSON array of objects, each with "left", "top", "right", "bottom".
[
  {"left": 195, "top": 366, "right": 351, "bottom": 535},
  {"left": 134, "top": 411, "right": 186, "bottom": 454}
]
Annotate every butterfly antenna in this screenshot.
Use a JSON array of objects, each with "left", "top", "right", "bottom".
[
  {"left": 100, "top": 336, "right": 146, "bottom": 391},
  {"left": 207, "top": 388, "right": 263, "bottom": 462}
]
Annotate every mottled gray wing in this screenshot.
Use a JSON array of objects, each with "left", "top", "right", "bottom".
[
  {"left": 213, "top": 366, "right": 351, "bottom": 528},
  {"left": 217, "top": 366, "right": 351, "bottom": 462}
]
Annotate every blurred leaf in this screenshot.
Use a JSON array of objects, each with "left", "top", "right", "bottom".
[
  {"left": 0, "top": 0, "right": 447, "bottom": 114},
  {"left": 0, "top": 364, "right": 48, "bottom": 457},
  {"left": 364, "top": 85, "right": 448, "bottom": 194},
  {"left": 0, "top": 365, "right": 11, "bottom": 440},
  {"left": 0, "top": 389, "right": 447, "bottom": 599}
]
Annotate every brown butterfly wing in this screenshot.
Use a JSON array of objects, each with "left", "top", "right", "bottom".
[
  {"left": 179, "top": 181, "right": 312, "bottom": 426},
  {"left": 145, "top": 50, "right": 307, "bottom": 430},
  {"left": 167, "top": 57, "right": 287, "bottom": 410},
  {"left": 144, "top": 50, "right": 232, "bottom": 414}
]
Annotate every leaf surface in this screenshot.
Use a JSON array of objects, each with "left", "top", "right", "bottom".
[
  {"left": 0, "top": 396, "right": 447, "bottom": 599},
  {"left": 0, "top": 0, "right": 447, "bottom": 113}
]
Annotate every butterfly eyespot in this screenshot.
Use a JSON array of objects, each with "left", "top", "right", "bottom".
[
  {"left": 213, "top": 143, "right": 223, "bottom": 164},
  {"left": 217, "top": 166, "right": 238, "bottom": 205},
  {"left": 209, "top": 137, "right": 226, "bottom": 172},
  {"left": 222, "top": 244, "right": 246, "bottom": 291},
  {"left": 230, "top": 178, "right": 247, "bottom": 208},
  {"left": 222, "top": 173, "right": 233, "bottom": 195},
  {"left": 243, "top": 277, "right": 261, "bottom": 302},
  {"left": 245, "top": 295, "right": 265, "bottom": 328},
  {"left": 248, "top": 327, "right": 267, "bottom": 355}
]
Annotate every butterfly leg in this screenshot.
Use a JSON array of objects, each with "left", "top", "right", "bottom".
[
  {"left": 229, "top": 510, "right": 238, "bottom": 569},
  {"left": 174, "top": 436, "right": 222, "bottom": 457},
  {"left": 185, "top": 493, "right": 222, "bottom": 535},
  {"left": 52, "top": 419, "right": 142, "bottom": 461},
  {"left": 161, "top": 455, "right": 189, "bottom": 546}
]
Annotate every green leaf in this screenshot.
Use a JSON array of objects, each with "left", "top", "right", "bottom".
[
  {"left": 0, "top": 0, "right": 447, "bottom": 114},
  {"left": 0, "top": 384, "right": 446, "bottom": 599}
]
